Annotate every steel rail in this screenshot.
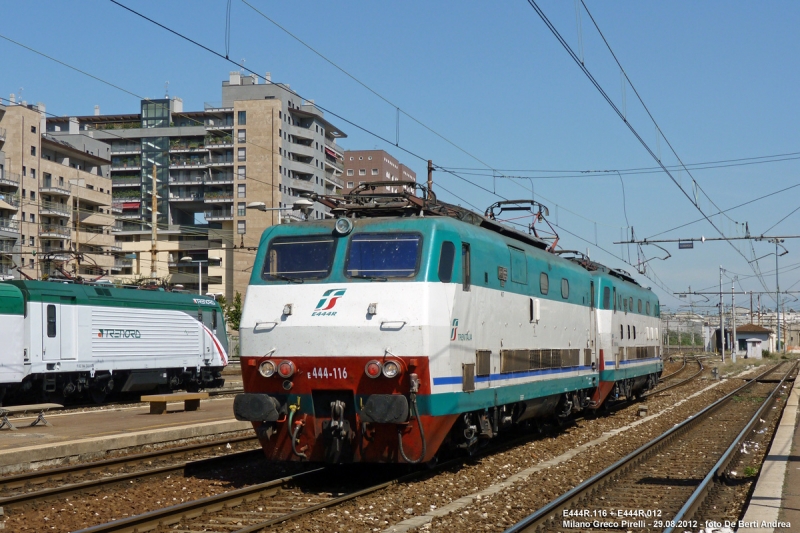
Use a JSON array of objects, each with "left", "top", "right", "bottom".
[
  {"left": 0, "top": 436, "right": 258, "bottom": 507},
  {"left": 72, "top": 416, "right": 561, "bottom": 533},
  {"left": 665, "top": 360, "right": 798, "bottom": 531},
  {"left": 502, "top": 362, "right": 789, "bottom": 533},
  {"left": 644, "top": 356, "right": 705, "bottom": 398},
  {"left": 659, "top": 355, "right": 688, "bottom": 381}
]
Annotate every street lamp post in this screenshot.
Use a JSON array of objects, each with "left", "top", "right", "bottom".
[
  {"left": 180, "top": 256, "right": 208, "bottom": 295},
  {"left": 767, "top": 238, "right": 788, "bottom": 353}
]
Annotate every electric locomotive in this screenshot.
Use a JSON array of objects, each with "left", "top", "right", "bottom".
[
  {"left": 0, "top": 280, "right": 228, "bottom": 405},
  {"left": 235, "top": 183, "right": 661, "bottom": 463}
]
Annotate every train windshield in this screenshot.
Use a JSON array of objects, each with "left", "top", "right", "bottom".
[
  {"left": 262, "top": 235, "right": 336, "bottom": 282},
  {"left": 346, "top": 233, "right": 421, "bottom": 279}
]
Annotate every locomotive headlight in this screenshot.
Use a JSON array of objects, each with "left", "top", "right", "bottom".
[
  {"left": 258, "top": 360, "right": 276, "bottom": 378},
  {"left": 365, "top": 360, "right": 382, "bottom": 378},
  {"left": 382, "top": 360, "right": 401, "bottom": 378},
  {"left": 334, "top": 217, "right": 353, "bottom": 235},
  {"left": 277, "top": 360, "right": 296, "bottom": 378}
]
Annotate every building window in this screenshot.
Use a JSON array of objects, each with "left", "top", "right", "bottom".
[
  {"left": 31, "top": 125, "right": 36, "bottom": 133},
  {"left": 237, "top": 129, "right": 246, "bottom": 143},
  {"left": 30, "top": 214, "right": 35, "bottom": 223},
  {"left": 31, "top": 146, "right": 36, "bottom": 156},
  {"left": 237, "top": 184, "right": 246, "bottom": 198},
  {"left": 22, "top": 166, "right": 26, "bottom": 177},
  {"left": 371, "top": 169, "right": 378, "bottom": 175},
  {"left": 29, "top": 258, "right": 34, "bottom": 269},
  {"left": 349, "top": 157, "right": 354, "bottom": 161},
  {"left": 359, "top": 169, "right": 366, "bottom": 176},
  {"left": 31, "top": 169, "right": 36, "bottom": 179},
  {"left": 237, "top": 220, "right": 246, "bottom": 234},
  {"left": 237, "top": 111, "right": 246, "bottom": 125},
  {"left": 237, "top": 148, "right": 246, "bottom": 161},
  {"left": 347, "top": 169, "right": 354, "bottom": 176},
  {"left": 29, "top": 236, "right": 34, "bottom": 246},
  {"left": 238, "top": 166, "right": 246, "bottom": 179},
  {"left": 237, "top": 202, "right": 246, "bottom": 216},
  {"left": 347, "top": 181, "right": 354, "bottom": 188},
  {"left": 30, "top": 191, "right": 35, "bottom": 200}
]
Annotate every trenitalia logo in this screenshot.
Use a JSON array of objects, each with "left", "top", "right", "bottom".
[
  {"left": 312, "top": 288, "right": 346, "bottom": 317},
  {"left": 98, "top": 329, "right": 142, "bottom": 339},
  {"left": 450, "top": 319, "right": 459, "bottom": 341}
]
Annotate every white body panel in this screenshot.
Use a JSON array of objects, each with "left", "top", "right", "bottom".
[
  {"left": 20, "top": 302, "right": 227, "bottom": 377},
  {"left": 0, "top": 315, "right": 25, "bottom": 384}
]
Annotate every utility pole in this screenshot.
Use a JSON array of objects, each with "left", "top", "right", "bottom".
[
  {"left": 750, "top": 292, "right": 753, "bottom": 324},
  {"left": 720, "top": 266, "right": 725, "bottom": 362},
  {"left": 731, "top": 277, "right": 737, "bottom": 362},
  {"left": 427, "top": 160, "right": 433, "bottom": 197},
  {"left": 758, "top": 294, "right": 762, "bottom": 326},
  {"left": 773, "top": 238, "right": 782, "bottom": 353},
  {"left": 150, "top": 163, "right": 158, "bottom": 280}
]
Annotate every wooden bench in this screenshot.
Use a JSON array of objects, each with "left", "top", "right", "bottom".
[
  {"left": 140, "top": 392, "right": 209, "bottom": 415},
  {"left": 0, "top": 403, "right": 64, "bottom": 431}
]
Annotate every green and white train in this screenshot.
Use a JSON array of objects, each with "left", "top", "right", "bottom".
[
  {"left": 234, "top": 184, "right": 662, "bottom": 464},
  {"left": 0, "top": 281, "right": 228, "bottom": 405}
]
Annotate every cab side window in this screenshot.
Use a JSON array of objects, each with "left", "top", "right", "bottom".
[{"left": 438, "top": 241, "right": 455, "bottom": 283}]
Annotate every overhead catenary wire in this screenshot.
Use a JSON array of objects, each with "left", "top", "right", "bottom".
[
  {"left": 3, "top": 4, "right": 689, "bottom": 297},
  {"left": 524, "top": 0, "right": 774, "bottom": 297}
]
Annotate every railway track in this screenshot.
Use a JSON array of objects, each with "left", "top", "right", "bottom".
[
  {"left": 502, "top": 360, "right": 797, "bottom": 533},
  {"left": 0, "top": 434, "right": 259, "bottom": 507},
  {"left": 644, "top": 355, "right": 706, "bottom": 397}
]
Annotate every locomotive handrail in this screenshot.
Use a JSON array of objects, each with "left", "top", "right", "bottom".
[{"left": 253, "top": 321, "right": 278, "bottom": 330}]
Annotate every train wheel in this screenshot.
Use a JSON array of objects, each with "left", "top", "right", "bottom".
[{"left": 91, "top": 389, "right": 107, "bottom": 404}]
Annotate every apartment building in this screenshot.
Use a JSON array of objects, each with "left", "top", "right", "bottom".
[
  {"left": 47, "top": 72, "right": 346, "bottom": 299},
  {"left": 0, "top": 99, "right": 115, "bottom": 280},
  {"left": 343, "top": 149, "right": 416, "bottom": 194}
]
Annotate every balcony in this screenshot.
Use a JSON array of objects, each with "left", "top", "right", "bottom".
[
  {"left": 115, "top": 256, "right": 133, "bottom": 268},
  {"left": 205, "top": 119, "right": 233, "bottom": 131},
  {"left": 324, "top": 138, "right": 344, "bottom": 158},
  {"left": 0, "top": 171, "right": 21, "bottom": 188},
  {"left": 290, "top": 124, "right": 314, "bottom": 141},
  {"left": 324, "top": 156, "right": 345, "bottom": 174},
  {"left": 324, "top": 172, "right": 344, "bottom": 188},
  {"left": 40, "top": 201, "right": 71, "bottom": 217},
  {"left": 205, "top": 135, "right": 233, "bottom": 149},
  {"left": 288, "top": 143, "right": 315, "bottom": 159},
  {"left": 204, "top": 209, "right": 233, "bottom": 221},
  {"left": 0, "top": 127, "right": 5, "bottom": 142},
  {"left": 111, "top": 157, "right": 142, "bottom": 171},
  {"left": 110, "top": 144, "right": 141, "bottom": 155},
  {"left": 0, "top": 218, "right": 20, "bottom": 233},
  {"left": 41, "top": 246, "right": 71, "bottom": 261},
  {"left": 169, "top": 175, "right": 205, "bottom": 186},
  {"left": 170, "top": 192, "right": 205, "bottom": 202},
  {"left": 112, "top": 175, "right": 141, "bottom": 187},
  {"left": 0, "top": 193, "right": 20, "bottom": 210},
  {"left": 40, "top": 224, "right": 71, "bottom": 239},
  {"left": 169, "top": 158, "right": 208, "bottom": 169},
  {"left": 204, "top": 192, "right": 233, "bottom": 203},
  {"left": 0, "top": 239, "right": 17, "bottom": 254},
  {"left": 208, "top": 156, "right": 234, "bottom": 168},
  {"left": 40, "top": 179, "right": 71, "bottom": 196},
  {"left": 289, "top": 178, "right": 316, "bottom": 193},
  {"left": 206, "top": 173, "right": 234, "bottom": 185}
]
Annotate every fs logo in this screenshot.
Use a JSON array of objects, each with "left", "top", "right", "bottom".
[
  {"left": 450, "top": 319, "right": 459, "bottom": 341},
  {"left": 312, "top": 288, "right": 346, "bottom": 316}
]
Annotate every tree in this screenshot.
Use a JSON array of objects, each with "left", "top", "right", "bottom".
[{"left": 224, "top": 291, "right": 243, "bottom": 331}]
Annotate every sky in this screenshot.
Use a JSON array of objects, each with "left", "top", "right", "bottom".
[{"left": 2, "top": 0, "right": 800, "bottom": 314}]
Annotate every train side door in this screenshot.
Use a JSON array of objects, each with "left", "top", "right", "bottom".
[
  {"left": 42, "top": 303, "right": 61, "bottom": 361},
  {"left": 198, "top": 309, "right": 212, "bottom": 363}
]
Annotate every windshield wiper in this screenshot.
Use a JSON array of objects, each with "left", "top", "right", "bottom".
[
  {"left": 273, "top": 274, "right": 305, "bottom": 284},
  {"left": 350, "top": 274, "right": 388, "bottom": 281}
]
